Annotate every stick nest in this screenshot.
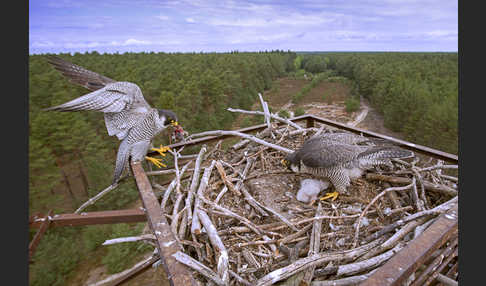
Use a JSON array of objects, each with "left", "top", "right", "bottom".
[{"left": 159, "top": 121, "right": 458, "bottom": 286}]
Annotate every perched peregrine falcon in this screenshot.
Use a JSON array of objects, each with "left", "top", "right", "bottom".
[
  {"left": 282, "top": 133, "right": 414, "bottom": 200},
  {"left": 43, "top": 56, "right": 185, "bottom": 184}
]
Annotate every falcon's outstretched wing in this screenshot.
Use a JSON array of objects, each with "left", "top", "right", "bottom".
[
  {"left": 43, "top": 81, "right": 151, "bottom": 113},
  {"left": 46, "top": 55, "right": 116, "bottom": 91},
  {"left": 44, "top": 56, "right": 154, "bottom": 140}
]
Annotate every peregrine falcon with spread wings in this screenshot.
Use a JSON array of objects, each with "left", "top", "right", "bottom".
[
  {"left": 282, "top": 132, "right": 414, "bottom": 201},
  {"left": 44, "top": 56, "right": 185, "bottom": 184}
]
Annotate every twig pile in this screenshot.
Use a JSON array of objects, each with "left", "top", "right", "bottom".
[{"left": 95, "top": 95, "right": 458, "bottom": 285}]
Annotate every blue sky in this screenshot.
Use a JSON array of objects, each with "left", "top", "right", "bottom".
[{"left": 29, "top": 0, "right": 458, "bottom": 54}]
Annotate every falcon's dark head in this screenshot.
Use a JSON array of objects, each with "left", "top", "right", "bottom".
[
  {"left": 158, "top": 109, "right": 185, "bottom": 141},
  {"left": 158, "top": 109, "right": 179, "bottom": 127},
  {"left": 282, "top": 152, "right": 299, "bottom": 171}
]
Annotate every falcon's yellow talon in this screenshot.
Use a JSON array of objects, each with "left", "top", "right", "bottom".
[
  {"left": 151, "top": 145, "right": 171, "bottom": 157},
  {"left": 320, "top": 191, "right": 339, "bottom": 201},
  {"left": 145, "top": 156, "right": 167, "bottom": 168}
]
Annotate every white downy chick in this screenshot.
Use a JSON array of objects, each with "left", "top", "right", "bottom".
[{"left": 296, "top": 179, "right": 330, "bottom": 203}]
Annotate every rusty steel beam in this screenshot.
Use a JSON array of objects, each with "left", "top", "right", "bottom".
[
  {"left": 130, "top": 160, "right": 197, "bottom": 286},
  {"left": 29, "top": 210, "right": 53, "bottom": 262},
  {"left": 29, "top": 209, "right": 147, "bottom": 228},
  {"left": 148, "top": 114, "right": 457, "bottom": 163},
  {"left": 359, "top": 203, "right": 458, "bottom": 286},
  {"left": 306, "top": 116, "right": 315, "bottom": 128}
]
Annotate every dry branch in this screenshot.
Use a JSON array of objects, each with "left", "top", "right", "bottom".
[
  {"left": 362, "top": 196, "right": 457, "bottom": 243},
  {"left": 172, "top": 251, "right": 226, "bottom": 286},
  {"left": 214, "top": 186, "right": 228, "bottom": 204},
  {"left": 227, "top": 107, "right": 303, "bottom": 130},
  {"left": 215, "top": 160, "right": 241, "bottom": 196},
  {"left": 337, "top": 243, "right": 404, "bottom": 277},
  {"left": 255, "top": 201, "right": 299, "bottom": 232},
  {"left": 255, "top": 237, "right": 385, "bottom": 286},
  {"left": 161, "top": 161, "right": 192, "bottom": 210},
  {"left": 279, "top": 223, "right": 312, "bottom": 245},
  {"left": 301, "top": 203, "right": 325, "bottom": 285},
  {"left": 75, "top": 182, "right": 120, "bottom": 214},
  {"left": 436, "top": 273, "right": 458, "bottom": 286},
  {"left": 258, "top": 93, "right": 274, "bottom": 137},
  {"left": 417, "top": 164, "right": 458, "bottom": 172},
  {"left": 197, "top": 209, "right": 230, "bottom": 285},
  {"left": 240, "top": 185, "right": 269, "bottom": 217},
  {"left": 199, "top": 197, "right": 263, "bottom": 236},
  {"left": 352, "top": 179, "right": 416, "bottom": 248},
  {"left": 229, "top": 270, "right": 253, "bottom": 286},
  {"left": 88, "top": 254, "right": 158, "bottom": 286},
  {"left": 191, "top": 160, "right": 216, "bottom": 235},
  {"left": 102, "top": 234, "right": 156, "bottom": 246},
  {"left": 366, "top": 173, "right": 457, "bottom": 196},
  {"left": 145, "top": 168, "right": 194, "bottom": 176},
  {"left": 186, "top": 129, "right": 294, "bottom": 153},
  {"left": 187, "top": 145, "right": 208, "bottom": 226},
  {"left": 359, "top": 217, "right": 427, "bottom": 261}
]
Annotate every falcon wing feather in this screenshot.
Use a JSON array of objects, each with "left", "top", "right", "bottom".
[
  {"left": 46, "top": 55, "right": 116, "bottom": 91},
  {"left": 299, "top": 140, "right": 364, "bottom": 168},
  {"left": 43, "top": 82, "right": 151, "bottom": 113}
]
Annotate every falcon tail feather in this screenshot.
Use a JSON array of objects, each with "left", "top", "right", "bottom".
[
  {"left": 112, "top": 143, "right": 130, "bottom": 185},
  {"left": 358, "top": 146, "right": 414, "bottom": 160}
]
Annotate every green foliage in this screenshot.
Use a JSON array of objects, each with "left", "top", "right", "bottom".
[
  {"left": 240, "top": 116, "right": 254, "bottom": 128},
  {"left": 292, "top": 69, "right": 307, "bottom": 80},
  {"left": 278, "top": 109, "right": 291, "bottom": 118},
  {"left": 294, "top": 55, "right": 302, "bottom": 70},
  {"left": 102, "top": 223, "right": 153, "bottom": 274},
  {"left": 294, "top": 107, "right": 306, "bottom": 117},
  {"left": 345, "top": 95, "right": 360, "bottom": 113},
  {"left": 300, "top": 54, "right": 329, "bottom": 73},
  {"left": 30, "top": 228, "right": 82, "bottom": 286},
  {"left": 82, "top": 225, "right": 112, "bottom": 252}
]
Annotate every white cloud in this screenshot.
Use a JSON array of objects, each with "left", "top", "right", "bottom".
[
  {"left": 206, "top": 10, "right": 338, "bottom": 28},
  {"left": 64, "top": 42, "right": 101, "bottom": 48},
  {"left": 31, "top": 41, "right": 55, "bottom": 48},
  {"left": 122, "top": 38, "right": 152, "bottom": 46},
  {"left": 186, "top": 18, "right": 195, "bottom": 23}
]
